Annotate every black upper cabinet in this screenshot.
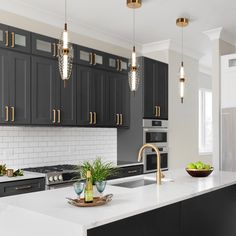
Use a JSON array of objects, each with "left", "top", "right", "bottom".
[
  {"left": 143, "top": 57, "right": 168, "bottom": 120},
  {"left": 77, "top": 65, "right": 105, "bottom": 127},
  {"left": 107, "top": 54, "right": 129, "bottom": 73},
  {"left": 0, "top": 23, "right": 30, "bottom": 53},
  {"left": 0, "top": 49, "right": 30, "bottom": 124},
  {"left": 31, "top": 56, "right": 57, "bottom": 125},
  {"left": 32, "top": 56, "right": 76, "bottom": 126},
  {"left": 32, "top": 33, "right": 58, "bottom": 59},
  {"left": 77, "top": 45, "right": 106, "bottom": 69}
]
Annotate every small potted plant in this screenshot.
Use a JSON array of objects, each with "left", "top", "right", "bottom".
[{"left": 78, "top": 158, "right": 117, "bottom": 197}]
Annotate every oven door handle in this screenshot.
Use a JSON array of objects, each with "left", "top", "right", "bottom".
[{"left": 143, "top": 128, "right": 168, "bottom": 132}]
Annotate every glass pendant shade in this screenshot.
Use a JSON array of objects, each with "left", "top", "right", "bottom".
[
  {"left": 58, "top": 23, "right": 73, "bottom": 82},
  {"left": 179, "top": 61, "right": 185, "bottom": 103},
  {"left": 128, "top": 46, "right": 141, "bottom": 92}
]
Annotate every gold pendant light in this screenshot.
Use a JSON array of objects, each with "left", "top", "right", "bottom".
[
  {"left": 176, "top": 17, "right": 189, "bottom": 103},
  {"left": 127, "top": 0, "right": 142, "bottom": 93},
  {"left": 58, "top": 0, "right": 74, "bottom": 87}
]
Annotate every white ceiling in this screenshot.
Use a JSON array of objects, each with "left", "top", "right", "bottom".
[{"left": 1, "top": 0, "right": 236, "bottom": 61}]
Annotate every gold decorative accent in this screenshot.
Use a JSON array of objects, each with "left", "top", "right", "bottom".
[
  {"left": 119, "top": 60, "right": 122, "bottom": 72},
  {"left": 155, "top": 106, "right": 158, "bottom": 117},
  {"left": 52, "top": 109, "right": 56, "bottom": 123},
  {"left": 137, "top": 144, "right": 162, "bottom": 185},
  {"left": 176, "top": 18, "right": 189, "bottom": 27},
  {"left": 116, "top": 59, "right": 120, "bottom": 71},
  {"left": 11, "top": 107, "right": 15, "bottom": 122},
  {"left": 5, "top": 106, "right": 9, "bottom": 122},
  {"left": 89, "top": 53, "right": 93, "bottom": 65},
  {"left": 93, "top": 112, "right": 97, "bottom": 124},
  {"left": 157, "top": 106, "right": 161, "bottom": 117},
  {"left": 89, "top": 112, "right": 93, "bottom": 124},
  {"left": 116, "top": 114, "right": 120, "bottom": 125},
  {"left": 5, "top": 31, "right": 9, "bottom": 47},
  {"left": 93, "top": 53, "right": 97, "bottom": 66},
  {"left": 11, "top": 32, "right": 15, "bottom": 48},
  {"left": 127, "top": 0, "right": 142, "bottom": 9},
  {"left": 57, "top": 109, "right": 61, "bottom": 123},
  {"left": 120, "top": 114, "right": 123, "bottom": 126}
]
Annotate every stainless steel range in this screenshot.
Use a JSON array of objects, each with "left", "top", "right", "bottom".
[{"left": 23, "top": 164, "right": 80, "bottom": 190}]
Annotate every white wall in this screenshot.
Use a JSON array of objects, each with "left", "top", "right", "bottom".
[{"left": 0, "top": 127, "right": 117, "bottom": 169}]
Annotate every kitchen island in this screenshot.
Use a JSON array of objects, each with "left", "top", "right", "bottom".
[{"left": 0, "top": 169, "right": 236, "bottom": 236}]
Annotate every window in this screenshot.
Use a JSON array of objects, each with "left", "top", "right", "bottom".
[{"left": 199, "top": 89, "right": 212, "bottom": 154}]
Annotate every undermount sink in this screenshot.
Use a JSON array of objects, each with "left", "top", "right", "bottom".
[{"left": 111, "top": 179, "right": 156, "bottom": 188}]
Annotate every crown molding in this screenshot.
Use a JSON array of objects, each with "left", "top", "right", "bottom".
[{"left": 141, "top": 39, "right": 171, "bottom": 54}]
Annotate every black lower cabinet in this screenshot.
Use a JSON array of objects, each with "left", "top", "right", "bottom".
[
  {"left": 88, "top": 185, "right": 236, "bottom": 236},
  {"left": 88, "top": 203, "right": 181, "bottom": 236},
  {"left": 0, "top": 178, "right": 45, "bottom": 197}
]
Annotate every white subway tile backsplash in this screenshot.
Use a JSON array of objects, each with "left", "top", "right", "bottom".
[{"left": 0, "top": 127, "right": 117, "bottom": 169}]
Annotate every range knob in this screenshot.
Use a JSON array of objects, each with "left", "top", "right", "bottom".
[
  {"left": 53, "top": 175, "right": 58, "bottom": 181},
  {"left": 58, "top": 175, "right": 63, "bottom": 181},
  {"left": 48, "top": 176, "right": 54, "bottom": 182}
]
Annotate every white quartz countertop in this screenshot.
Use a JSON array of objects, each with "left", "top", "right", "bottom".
[
  {"left": 1, "top": 169, "right": 236, "bottom": 236},
  {"left": 0, "top": 171, "right": 45, "bottom": 183}
]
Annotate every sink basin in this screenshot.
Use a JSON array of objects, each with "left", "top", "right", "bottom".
[{"left": 111, "top": 179, "right": 156, "bottom": 188}]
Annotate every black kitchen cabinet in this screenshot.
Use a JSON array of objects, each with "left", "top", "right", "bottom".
[
  {"left": 0, "top": 49, "right": 30, "bottom": 124},
  {"left": 77, "top": 45, "right": 107, "bottom": 69},
  {"left": 77, "top": 65, "right": 104, "bottom": 126},
  {"left": 0, "top": 23, "right": 30, "bottom": 53},
  {"left": 32, "top": 56, "right": 76, "bottom": 126},
  {"left": 88, "top": 202, "right": 181, "bottom": 236},
  {"left": 107, "top": 53, "right": 129, "bottom": 73},
  {"left": 0, "top": 178, "right": 45, "bottom": 197},
  {"left": 115, "top": 73, "right": 130, "bottom": 128},
  {"left": 143, "top": 57, "right": 168, "bottom": 120},
  {"left": 32, "top": 33, "right": 58, "bottom": 59}
]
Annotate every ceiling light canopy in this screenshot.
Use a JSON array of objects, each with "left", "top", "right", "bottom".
[
  {"left": 176, "top": 17, "right": 189, "bottom": 103},
  {"left": 127, "top": 0, "right": 142, "bottom": 9}
]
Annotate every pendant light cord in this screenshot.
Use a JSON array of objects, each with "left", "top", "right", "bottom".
[
  {"left": 65, "top": 0, "right": 67, "bottom": 24},
  {"left": 181, "top": 26, "right": 183, "bottom": 63},
  {"left": 133, "top": 8, "right": 135, "bottom": 48}
]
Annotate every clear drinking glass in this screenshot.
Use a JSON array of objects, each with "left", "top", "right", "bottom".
[
  {"left": 95, "top": 181, "right": 107, "bottom": 198},
  {"left": 73, "top": 181, "right": 85, "bottom": 200}
]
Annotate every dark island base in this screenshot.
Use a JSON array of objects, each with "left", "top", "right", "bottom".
[{"left": 88, "top": 184, "right": 236, "bottom": 236}]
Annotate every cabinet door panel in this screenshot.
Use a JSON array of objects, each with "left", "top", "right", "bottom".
[
  {"left": 9, "top": 26, "right": 31, "bottom": 53},
  {"left": 143, "top": 58, "right": 155, "bottom": 119},
  {"left": 59, "top": 67, "right": 76, "bottom": 125},
  {"left": 9, "top": 52, "right": 30, "bottom": 124},
  {"left": 0, "top": 24, "right": 9, "bottom": 49},
  {"left": 0, "top": 49, "right": 9, "bottom": 123},
  {"left": 77, "top": 65, "right": 92, "bottom": 126},
  {"left": 32, "top": 56, "right": 57, "bottom": 124},
  {"left": 32, "top": 33, "right": 57, "bottom": 59},
  {"left": 155, "top": 62, "right": 168, "bottom": 120}
]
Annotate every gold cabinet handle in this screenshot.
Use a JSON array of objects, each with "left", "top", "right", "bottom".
[
  {"left": 119, "top": 114, "right": 123, "bottom": 126},
  {"left": 119, "top": 60, "right": 122, "bottom": 72},
  {"left": 56, "top": 43, "right": 59, "bottom": 57},
  {"left": 11, "top": 32, "right": 15, "bottom": 48},
  {"left": 93, "top": 53, "right": 97, "bottom": 66},
  {"left": 52, "top": 109, "right": 56, "bottom": 123},
  {"left": 5, "top": 106, "right": 9, "bottom": 122},
  {"left": 89, "top": 53, "right": 93, "bottom": 65},
  {"left": 116, "top": 114, "right": 120, "bottom": 125},
  {"left": 157, "top": 106, "right": 161, "bottom": 117},
  {"left": 116, "top": 59, "right": 120, "bottom": 71},
  {"left": 93, "top": 112, "right": 97, "bottom": 124},
  {"left": 57, "top": 109, "right": 61, "bottom": 124},
  {"left": 89, "top": 112, "right": 93, "bottom": 124},
  {"left": 53, "top": 43, "right": 56, "bottom": 57},
  {"left": 11, "top": 107, "right": 15, "bottom": 122},
  {"left": 155, "top": 106, "right": 158, "bottom": 117},
  {"left": 5, "top": 31, "right": 9, "bottom": 47}
]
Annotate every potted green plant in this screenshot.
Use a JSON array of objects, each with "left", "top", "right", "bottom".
[{"left": 78, "top": 158, "right": 118, "bottom": 196}]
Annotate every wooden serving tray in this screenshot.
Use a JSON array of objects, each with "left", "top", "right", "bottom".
[{"left": 67, "top": 194, "right": 113, "bottom": 207}]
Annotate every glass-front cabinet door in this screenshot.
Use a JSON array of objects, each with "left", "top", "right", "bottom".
[
  {"left": 32, "top": 33, "right": 58, "bottom": 59},
  {"left": 8, "top": 26, "right": 31, "bottom": 53},
  {"left": 77, "top": 45, "right": 106, "bottom": 69},
  {"left": 107, "top": 54, "right": 128, "bottom": 73}
]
